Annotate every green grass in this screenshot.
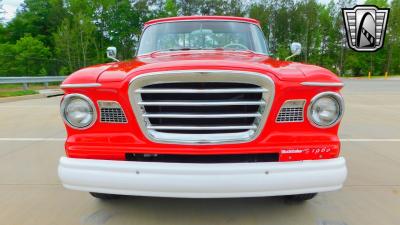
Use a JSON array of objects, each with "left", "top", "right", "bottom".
[
  {"left": 0, "top": 82, "right": 61, "bottom": 98},
  {"left": 0, "top": 82, "right": 61, "bottom": 89},
  {"left": 0, "top": 84, "right": 22, "bottom": 89},
  {"left": 0, "top": 90, "right": 39, "bottom": 98}
]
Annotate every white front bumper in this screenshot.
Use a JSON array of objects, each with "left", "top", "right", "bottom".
[{"left": 58, "top": 157, "right": 347, "bottom": 198}]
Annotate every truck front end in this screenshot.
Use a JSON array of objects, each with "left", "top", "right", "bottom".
[{"left": 58, "top": 16, "right": 347, "bottom": 200}]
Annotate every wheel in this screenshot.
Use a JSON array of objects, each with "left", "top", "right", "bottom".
[
  {"left": 90, "top": 192, "right": 121, "bottom": 200},
  {"left": 284, "top": 193, "right": 317, "bottom": 202}
]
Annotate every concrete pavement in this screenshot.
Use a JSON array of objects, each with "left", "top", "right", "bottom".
[{"left": 0, "top": 79, "right": 399, "bottom": 225}]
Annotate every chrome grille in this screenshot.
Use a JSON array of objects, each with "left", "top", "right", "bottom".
[
  {"left": 276, "top": 100, "right": 305, "bottom": 122},
  {"left": 98, "top": 101, "right": 127, "bottom": 123},
  {"left": 129, "top": 70, "right": 275, "bottom": 144}
]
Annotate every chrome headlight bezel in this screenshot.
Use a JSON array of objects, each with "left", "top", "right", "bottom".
[
  {"left": 60, "top": 93, "right": 97, "bottom": 129},
  {"left": 307, "top": 92, "right": 344, "bottom": 128}
]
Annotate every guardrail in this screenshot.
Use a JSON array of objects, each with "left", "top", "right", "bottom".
[{"left": 0, "top": 76, "right": 67, "bottom": 89}]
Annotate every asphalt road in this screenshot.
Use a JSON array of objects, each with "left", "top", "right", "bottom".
[{"left": 0, "top": 79, "right": 399, "bottom": 225}]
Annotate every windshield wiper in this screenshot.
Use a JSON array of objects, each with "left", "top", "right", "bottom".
[
  {"left": 220, "top": 48, "right": 260, "bottom": 55},
  {"left": 147, "top": 48, "right": 202, "bottom": 55},
  {"left": 151, "top": 48, "right": 259, "bottom": 55},
  {"left": 146, "top": 48, "right": 266, "bottom": 57},
  {"left": 168, "top": 47, "right": 203, "bottom": 51}
]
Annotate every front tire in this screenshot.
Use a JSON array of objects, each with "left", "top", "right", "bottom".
[
  {"left": 90, "top": 192, "right": 121, "bottom": 200},
  {"left": 284, "top": 193, "right": 317, "bottom": 202}
]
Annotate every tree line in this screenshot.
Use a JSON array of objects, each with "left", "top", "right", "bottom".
[{"left": 0, "top": 0, "right": 399, "bottom": 77}]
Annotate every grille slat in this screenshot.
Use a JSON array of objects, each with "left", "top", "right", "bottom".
[
  {"left": 140, "top": 83, "right": 263, "bottom": 134},
  {"left": 143, "top": 113, "right": 262, "bottom": 118},
  {"left": 144, "top": 105, "right": 259, "bottom": 114},
  {"left": 137, "top": 88, "right": 268, "bottom": 94},
  {"left": 147, "top": 125, "right": 257, "bottom": 130},
  {"left": 138, "top": 101, "right": 266, "bottom": 106},
  {"left": 129, "top": 71, "right": 274, "bottom": 144}
]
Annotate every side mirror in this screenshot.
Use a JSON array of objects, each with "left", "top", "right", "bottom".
[
  {"left": 106, "top": 46, "right": 119, "bottom": 62},
  {"left": 290, "top": 42, "right": 302, "bottom": 55},
  {"left": 285, "top": 42, "right": 302, "bottom": 61}
]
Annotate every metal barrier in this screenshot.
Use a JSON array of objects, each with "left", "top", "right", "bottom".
[{"left": 0, "top": 76, "right": 67, "bottom": 90}]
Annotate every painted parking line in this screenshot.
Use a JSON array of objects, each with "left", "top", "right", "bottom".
[{"left": 1, "top": 138, "right": 400, "bottom": 142}]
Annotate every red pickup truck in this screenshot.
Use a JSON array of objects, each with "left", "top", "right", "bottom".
[{"left": 58, "top": 16, "right": 347, "bottom": 201}]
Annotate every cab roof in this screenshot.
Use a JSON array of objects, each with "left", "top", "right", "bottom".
[{"left": 144, "top": 16, "right": 261, "bottom": 27}]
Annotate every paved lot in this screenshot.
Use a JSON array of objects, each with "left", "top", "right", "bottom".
[{"left": 0, "top": 79, "right": 399, "bottom": 225}]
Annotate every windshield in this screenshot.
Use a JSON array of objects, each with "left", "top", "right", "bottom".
[{"left": 137, "top": 21, "right": 269, "bottom": 55}]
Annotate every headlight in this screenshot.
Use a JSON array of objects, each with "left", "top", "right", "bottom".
[
  {"left": 61, "top": 94, "right": 96, "bottom": 129},
  {"left": 308, "top": 92, "right": 344, "bottom": 128}
]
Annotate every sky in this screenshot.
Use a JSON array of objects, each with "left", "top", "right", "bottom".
[
  {"left": 2, "top": 0, "right": 366, "bottom": 22},
  {"left": 2, "top": 0, "right": 23, "bottom": 21}
]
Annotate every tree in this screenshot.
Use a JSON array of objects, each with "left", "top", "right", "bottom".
[
  {"left": 54, "top": 13, "right": 97, "bottom": 74},
  {"left": 15, "top": 36, "right": 51, "bottom": 75},
  {"left": 0, "top": 0, "right": 4, "bottom": 23},
  {"left": 178, "top": 0, "right": 242, "bottom": 16},
  {"left": 1, "top": 0, "right": 400, "bottom": 76},
  {"left": 249, "top": 2, "right": 271, "bottom": 51},
  {"left": 0, "top": 0, "right": 5, "bottom": 42},
  {"left": 0, "top": 43, "right": 17, "bottom": 75},
  {"left": 365, "top": 0, "right": 389, "bottom": 7},
  {"left": 322, "top": 0, "right": 343, "bottom": 74},
  {"left": 0, "top": 36, "right": 51, "bottom": 76},
  {"left": 4, "top": 0, "right": 67, "bottom": 46},
  {"left": 387, "top": 0, "right": 400, "bottom": 74},
  {"left": 97, "top": 0, "right": 152, "bottom": 59},
  {"left": 165, "top": 0, "right": 178, "bottom": 17}
]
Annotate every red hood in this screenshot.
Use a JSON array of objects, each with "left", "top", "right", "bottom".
[{"left": 65, "top": 51, "right": 340, "bottom": 84}]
